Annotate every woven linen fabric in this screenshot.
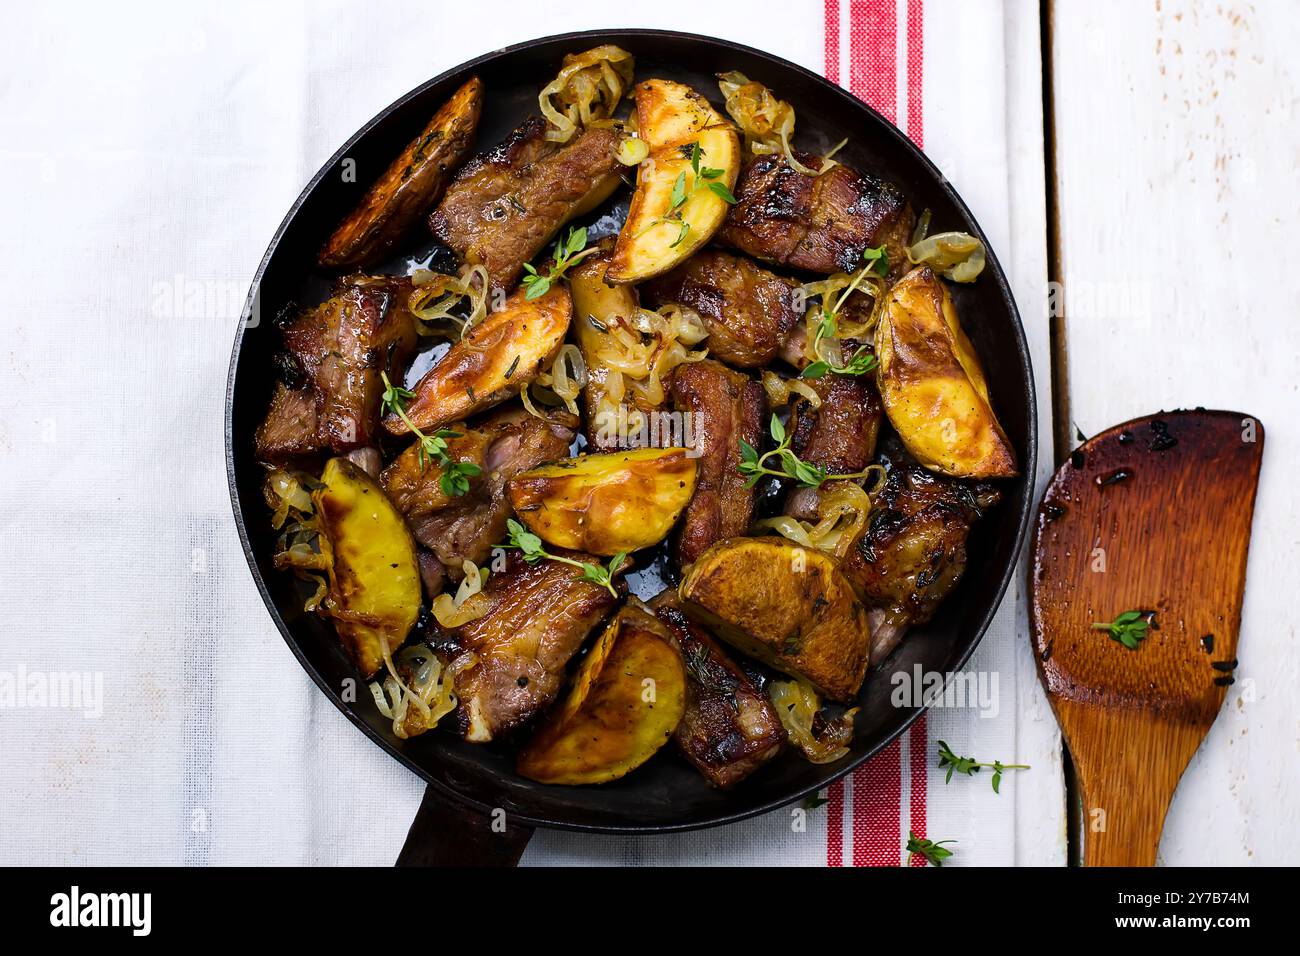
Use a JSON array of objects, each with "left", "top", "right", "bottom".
[{"left": 0, "top": 0, "right": 1058, "bottom": 866}]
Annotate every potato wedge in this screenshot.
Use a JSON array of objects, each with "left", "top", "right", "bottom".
[
  {"left": 319, "top": 77, "right": 482, "bottom": 270},
  {"left": 874, "top": 266, "right": 1017, "bottom": 478},
  {"left": 605, "top": 79, "right": 740, "bottom": 284},
  {"left": 507, "top": 447, "right": 698, "bottom": 556},
  {"left": 312, "top": 457, "right": 421, "bottom": 678},
  {"left": 569, "top": 249, "right": 657, "bottom": 448},
  {"left": 678, "top": 537, "right": 872, "bottom": 703},
  {"left": 384, "top": 282, "right": 571, "bottom": 435},
  {"left": 517, "top": 603, "right": 686, "bottom": 785}
]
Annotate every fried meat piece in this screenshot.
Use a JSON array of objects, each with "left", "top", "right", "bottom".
[
  {"left": 670, "top": 359, "right": 765, "bottom": 567},
  {"left": 718, "top": 153, "right": 914, "bottom": 276},
  {"left": 255, "top": 275, "right": 419, "bottom": 466},
  {"left": 641, "top": 249, "right": 801, "bottom": 368}
]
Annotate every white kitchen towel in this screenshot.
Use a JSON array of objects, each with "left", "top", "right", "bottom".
[{"left": 0, "top": 0, "right": 1061, "bottom": 866}]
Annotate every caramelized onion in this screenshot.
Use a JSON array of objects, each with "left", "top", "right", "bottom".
[
  {"left": 755, "top": 480, "right": 877, "bottom": 559},
  {"left": 761, "top": 370, "right": 822, "bottom": 409},
  {"left": 408, "top": 264, "right": 489, "bottom": 338},
  {"left": 265, "top": 469, "right": 330, "bottom": 610},
  {"left": 769, "top": 678, "right": 858, "bottom": 764},
  {"left": 906, "top": 209, "right": 987, "bottom": 282},
  {"left": 588, "top": 305, "right": 707, "bottom": 412},
  {"left": 717, "top": 71, "right": 820, "bottom": 175},
  {"left": 523, "top": 343, "right": 587, "bottom": 419},
  {"left": 430, "top": 559, "right": 491, "bottom": 628},
  {"left": 539, "top": 46, "right": 634, "bottom": 144},
  {"left": 370, "top": 645, "right": 479, "bottom": 740}
]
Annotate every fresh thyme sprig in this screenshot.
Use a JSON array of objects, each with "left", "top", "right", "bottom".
[
  {"left": 504, "top": 518, "right": 626, "bottom": 598},
  {"left": 521, "top": 226, "right": 597, "bottom": 300},
  {"left": 801, "top": 246, "right": 888, "bottom": 379},
  {"left": 1092, "top": 609, "right": 1155, "bottom": 650},
  {"left": 737, "top": 414, "right": 877, "bottom": 489},
  {"left": 639, "top": 141, "right": 737, "bottom": 248},
  {"left": 906, "top": 830, "right": 956, "bottom": 867},
  {"left": 380, "top": 371, "right": 482, "bottom": 496},
  {"left": 937, "top": 740, "right": 1030, "bottom": 794}
]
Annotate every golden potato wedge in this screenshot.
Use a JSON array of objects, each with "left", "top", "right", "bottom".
[
  {"left": 319, "top": 77, "right": 483, "bottom": 270},
  {"left": 605, "top": 79, "right": 740, "bottom": 284},
  {"left": 517, "top": 603, "right": 686, "bottom": 785},
  {"left": 874, "top": 266, "right": 1017, "bottom": 479},
  {"left": 678, "top": 537, "right": 872, "bottom": 703},
  {"left": 312, "top": 457, "right": 421, "bottom": 678},
  {"left": 569, "top": 249, "right": 658, "bottom": 448},
  {"left": 384, "top": 282, "right": 571, "bottom": 435},
  {"left": 507, "top": 447, "right": 698, "bottom": 557}
]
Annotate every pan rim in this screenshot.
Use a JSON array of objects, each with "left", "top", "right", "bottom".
[{"left": 225, "top": 27, "right": 1038, "bottom": 835}]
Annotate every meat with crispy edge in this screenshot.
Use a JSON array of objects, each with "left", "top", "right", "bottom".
[
  {"left": 784, "top": 371, "right": 884, "bottom": 521},
  {"left": 670, "top": 359, "right": 766, "bottom": 567},
  {"left": 255, "top": 275, "right": 419, "bottom": 467},
  {"left": 381, "top": 404, "right": 577, "bottom": 580},
  {"left": 838, "top": 434, "right": 1001, "bottom": 662},
  {"left": 434, "top": 551, "right": 623, "bottom": 743},
  {"left": 641, "top": 249, "right": 801, "bottom": 368},
  {"left": 428, "top": 117, "right": 624, "bottom": 295},
  {"left": 718, "top": 152, "right": 914, "bottom": 277},
  {"left": 651, "top": 592, "right": 785, "bottom": 789}
]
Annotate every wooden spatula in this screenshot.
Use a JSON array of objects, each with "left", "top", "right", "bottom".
[{"left": 1029, "top": 410, "right": 1264, "bottom": 866}]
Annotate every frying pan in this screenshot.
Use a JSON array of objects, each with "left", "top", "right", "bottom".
[{"left": 225, "top": 29, "right": 1038, "bottom": 846}]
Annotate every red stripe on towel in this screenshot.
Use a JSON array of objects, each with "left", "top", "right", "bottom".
[
  {"left": 826, "top": 779, "right": 845, "bottom": 866},
  {"left": 853, "top": 737, "right": 902, "bottom": 865},
  {"left": 849, "top": 0, "right": 897, "bottom": 123},
  {"left": 824, "top": 0, "right": 841, "bottom": 85},
  {"left": 904, "top": 3, "right": 927, "bottom": 861},
  {"left": 908, "top": 715, "right": 930, "bottom": 864},
  {"left": 906, "top": 0, "right": 925, "bottom": 147},
  {"left": 825, "top": 0, "right": 929, "bottom": 869}
]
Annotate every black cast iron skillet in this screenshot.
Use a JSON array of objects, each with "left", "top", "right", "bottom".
[{"left": 225, "top": 29, "right": 1038, "bottom": 861}]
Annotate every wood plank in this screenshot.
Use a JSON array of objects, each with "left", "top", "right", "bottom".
[
  {"left": 1051, "top": 0, "right": 1299, "bottom": 864},
  {"left": 1003, "top": 0, "right": 1070, "bottom": 866}
]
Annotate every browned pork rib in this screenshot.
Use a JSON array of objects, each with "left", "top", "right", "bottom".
[
  {"left": 641, "top": 250, "right": 802, "bottom": 368},
  {"left": 839, "top": 435, "right": 1001, "bottom": 661},
  {"left": 435, "top": 551, "right": 622, "bottom": 743},
  {"left": 428, "top": 118, "right": 624, "bottom": 295},
  {"left": 254, "top": 275, "right": 419, "bottom": 466},
  {"left": 718, "top": 153, "right": 914, "bottom": 277},
  {"left": 784, "top": 372, "right": 884, "bottom": 521},
  {"left": 652, "top": 594, "right": 786, "bottom": 789},
  {"left": 381, "top": 405, "right": 577, "bottom": 580},
  {"left": 670, "top": 359, "right": 766, "bottom": 567}
]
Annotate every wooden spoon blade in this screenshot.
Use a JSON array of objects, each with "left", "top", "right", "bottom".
[{"left": 1029, "top": 410, "right": 1263, "bottom": 866}]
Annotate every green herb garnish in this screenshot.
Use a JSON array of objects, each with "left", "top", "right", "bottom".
[
  {"left": 381, "top": 371, "right": 482, "bottom": 495},
  {"left": 505, "top": 518, "right": 625, "bottom": 598},
  {"left": 800, "top": 246, "right": 887, "bottom": 379},
  {"left": 1092, "top": 609, "right": 1154, "bottom": 649},
  {"left": 737, "top": 414, "right": 877, "bottom": 489},
  {"left": 937, "top": 740, "right": 1030, "bottom": 794},
  {"left": 521, "top": 226, "right": 597, "bottom": 300},
  {"left": 639, "top": 141, "right": 736, "bottom": 248},
  {"left": 906, "top": 830, "right": 956, "bottom": 867}
]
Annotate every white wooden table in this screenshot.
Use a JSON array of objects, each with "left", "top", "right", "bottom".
[{"left": 1048, "top": 0, "right": 1299, "bottom": 864}]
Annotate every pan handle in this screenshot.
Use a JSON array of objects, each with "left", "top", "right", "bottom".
[{"left": 395, "top": 783, "right": 535, "bottom": 866}]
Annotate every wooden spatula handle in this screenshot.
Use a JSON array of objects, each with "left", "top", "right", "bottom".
[{"left": 1061, "top": 703, "right": 1207, "bottom": 866}]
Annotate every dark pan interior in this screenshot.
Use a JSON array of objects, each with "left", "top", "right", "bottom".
[{"left": 226, "top": 29, "right": 1038, "bottom": 833}]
